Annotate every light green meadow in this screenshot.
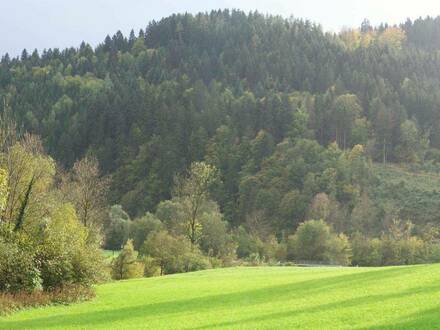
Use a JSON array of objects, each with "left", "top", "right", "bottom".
[{"left": 2, "top": 265, "right": 440, "bottom": 329}]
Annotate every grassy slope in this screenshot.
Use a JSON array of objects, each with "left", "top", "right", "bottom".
[
  {"left": 102, "top": 250, "right": 120, "bottom": 259},
  {"left": 372, "top": 163, "right": 440, "bottom": 223},
  {"left": 1, "top": 265, "right": 440, "bottom": 329}
]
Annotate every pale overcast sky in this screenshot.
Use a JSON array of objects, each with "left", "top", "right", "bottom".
[{"left": 2, "top": 0, "right": 440, "bottom": 56}]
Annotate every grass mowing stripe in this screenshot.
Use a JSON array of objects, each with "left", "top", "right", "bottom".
[{"left": 1, "top": 265, "right": 440, "bottom": 329}]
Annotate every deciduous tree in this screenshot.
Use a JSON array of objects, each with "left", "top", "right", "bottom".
[{"left": 174, "top": 162, "right": 218, "bottom": 245}]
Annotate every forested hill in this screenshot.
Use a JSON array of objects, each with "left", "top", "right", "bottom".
[{"left": 1, "top": 10, "right": 440, "bottom": 230}]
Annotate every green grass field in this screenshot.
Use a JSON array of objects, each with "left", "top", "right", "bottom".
[
  {"left": 2, "top": 265, "right": 440, "bottom": 329},
  {"left": 102, "top": 249, "right": 120, "bottom": 259}
]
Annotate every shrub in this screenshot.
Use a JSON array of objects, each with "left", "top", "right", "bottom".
[
  {"left": 235, "top": 226, "right": 264, "bottom": 259},
  {"left": 246, "top": 253, "right": 263, "bottom": 266},
  {"left": 380, "top": 236, "right": 400, "bottom": 266},
  {"left": 129, "top": 213, "right": 164, "bottom": 250},
  {"left": 287, "top": 220, "right": 352, "bottom": 265},
  {"left": 155, "top": 199, "right": 186, "bottom": 235},
  {"left": 142, "top": 231, "right": 210, "bottom": 275},
  {"left": 71, "top": 244, "right": 109, "bottom": 285},
  {"left": 287, "top": 220, "right": 330, "bottom": 262},
  {"left": 261, "top": 235, "right": 286, "bottom": 263},
  {"left": 142, "top": 256, "right": 161, "bottom": 277},
  {"left": 351, "top": 232, "right": 431, "bottom": 266},
  {"left": 104, "top": 217, "right": 130, "bottom": 251},
  {"left": 379, "top": 235, "right": 429, "bottom": 266},
  {"left": 180, "top": 250, "right": 211, "bottom": 272},
  {"left": 351, "top": 233, "right": 382, "bottom": 266},
  {"left": 104, "top": 205, "right": 131, "bottom": 251},
  {"left": 141, "top": 231, "right": 178, "bottom": 275},
  {"left": 326, "top": 233, "right": 352, "bottom": 266},
  {"left": 199, "top": 211, "right": 236, "bottom": 259},
  {"left": 0, "top": 235, "right": 41, "bottom": 293},
  {"left": 397, "top": 236, "right": 428, "bottom": 265},
  {"left": 427, "top": 243, "right": 440, "bottom": 262},
  {"left": 38, "top": 204, "right": 106, "bottom": 289}
]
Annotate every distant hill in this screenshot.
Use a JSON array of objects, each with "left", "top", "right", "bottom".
[{"left": 2, "top": 10, "right": 440, "bottom": 233}]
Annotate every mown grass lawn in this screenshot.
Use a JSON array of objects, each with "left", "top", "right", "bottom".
[
  {"left": 102, "top": 249, "right": 120, "bottom": 259},
  {"left": 1, "top": 265, "right": 440, "bottom": 329}
]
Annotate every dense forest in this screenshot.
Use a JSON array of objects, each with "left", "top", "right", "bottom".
[{"left": 3, "top": 10, "right": 440, "bottom": 285}]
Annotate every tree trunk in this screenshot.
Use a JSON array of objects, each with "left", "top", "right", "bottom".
[
  {"left": 343, "top": 130, "right": 346, "bottom": 150},
  {"left": 190, "top": 217, "right": 196, "bottom": 251},
  {"left": 14, "top": 175, "right": 35, "bottom": 232}
]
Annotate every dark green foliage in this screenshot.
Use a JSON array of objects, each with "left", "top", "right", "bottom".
[
  {"left": 0, "top": 133, "right": 107, "bottom": 308},
  {"left": 351, "top": 232, "right": 433, "bottom": 266},
  {"left": 141, "top": 231, "right": 210, "bottom": 275},
  {"left": 4, "top": 11, "right": 440, "bottom": 271},
  {"left": 37, "top": 204, "right": 106, "bottom": 290},
  {"left": 0, "top": 206, "right": 106, "bottom": 293},
  {"left": 142, "top": 256, "right": 160, "bottom": 277},
  {"left": 370, "top": 164, "right": 440, "bottom": 227},
  {"left": 0, "top": 232, "right": 40, "bottom": 293},
  {"left": 128, "top": 213, "right": 164, "bottom": 250},
  {"left": 287, "top": 220, "right": 351, "bottom": 265},
  {"left": 235, "top": 226, "right": 263, "bottom": 259},
  {"left": 199, "top": 211, "right": 235, "bottom": 259},
  {"left": 3, "top": 11, "right": 440, "bottom": 221},
  {"left": 104, "top": 205, "right": 131, "bottom": 250},
  {"left": 404, "top": 17, "right": 440, "bottom": 50}
]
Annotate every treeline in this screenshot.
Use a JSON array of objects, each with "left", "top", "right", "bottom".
[{"left": 106, "top": 159, "right": 440, "bottom": 281}]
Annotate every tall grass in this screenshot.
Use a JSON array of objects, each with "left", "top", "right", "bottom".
[{"left": 0, "top": 285, "right": 95, "bottom": 316}]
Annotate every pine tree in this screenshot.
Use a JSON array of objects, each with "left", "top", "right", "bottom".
[{"left": 111, "top": 239, "right": 143, "bottom": 280}]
